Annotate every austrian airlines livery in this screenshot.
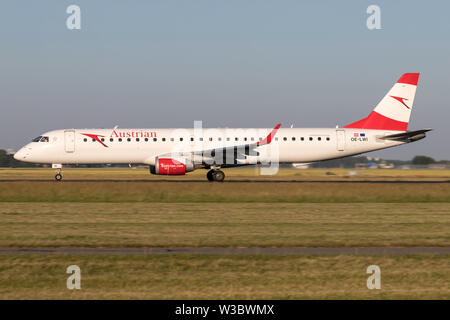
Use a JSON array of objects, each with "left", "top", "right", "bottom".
[{"left": 14, "top": 73, "right": 431, "bottom": 181}]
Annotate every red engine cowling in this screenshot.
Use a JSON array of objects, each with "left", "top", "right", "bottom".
[{"left": 149, "top": 158, "right": 193, "bottom": 175}]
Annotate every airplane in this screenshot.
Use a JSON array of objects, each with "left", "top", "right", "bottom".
[{"left": 14, "top": 73, "right": 431, "bottom": 182}]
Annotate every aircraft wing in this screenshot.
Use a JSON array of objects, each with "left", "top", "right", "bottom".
[{"left": 156, "top": 123, "right": 281, "bottom": 167}]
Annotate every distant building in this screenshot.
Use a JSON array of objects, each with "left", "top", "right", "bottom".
[
  {"left": 292, "top": 163, "right": 310, "bottom": 169},
  {"left": 378, "top": 162, "right": 395, "bottom": 169},
  {"left": 428, "top": 163, "right": 449, "bottom": 169},
  {"left": 355, "top": 161, "right": 394, "bottom": 169}
]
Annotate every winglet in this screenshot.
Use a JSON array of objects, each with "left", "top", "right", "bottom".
[{"left": 257, "top": 123, "right": 281, "bottom": 146}]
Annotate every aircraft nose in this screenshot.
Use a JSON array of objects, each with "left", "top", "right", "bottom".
[{"left": 14, "top": 148, "right": 27, "bottom": 160}]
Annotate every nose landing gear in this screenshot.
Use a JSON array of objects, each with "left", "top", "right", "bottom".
[
  {"left": 206, "top": 169, "right": 225, "bottom": 182},
  {"left": 55, "top": 172, "right": 62, "bottom": 181},
  {"left": 52, "top": 164, "right": 63, "bottom": 181}
]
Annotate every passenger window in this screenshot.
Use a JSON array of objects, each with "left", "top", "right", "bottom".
[
  {"left": 318, "top": 137, "right": 321, "bottom": 141},
  {"left": 326, "top": 137, "right": 330, "bottom": 141},
  {"left": 83, "top": 138, "right": 87, "bottom": 142},
  {"left": 218, "top": 137, "right": 222, "bottom": 141},
  {"left": 226, "top": 138, "right": 230, "bottom": 141},
  {"left": 199, "top": 137, "right": 203, "bottom": 141},
  {"left": 40, "top": 136, "right": 49, "bottom": 142},
  {"left": 275, "top": 137, "right": 278, "bottom": 141},
  {"left": 179, "top": 138, "right": 183, "bottom": 141},
  {"left": 127, "top": 138, "right": 131, "bottom": 142},
  {"left": 309, "top": 137, "right": 313, "bottom": 141},
  {"left": 92, "top": 138, "right": 96, "bottom": 142},
  {"left": 119, "top": 138, "right": 122, "bottom": 142},
  {"left": 101, "top": 138, "right": 105, "bottom": 142},
  {"left": 244, "top": 137, "right": 247, "bottom": 141},
  {"left": 235, "top": 137, "right": 239, "bottom": 141},
  {"left": 251, "top": 137, "right": 254, "bottom": 141},
  {"left": 154, "top": 138, "right": 158, "bottom": 142},
  {"left": 191, "top": 137, "right": 194, "bottom": 141},
  {"left": 162, "top": 138, "right": 166, "bottom": 142},
  {"left": 145, "top": 138, "right": 148, "bottom": 142},
  {"left": 110, "top": 138, "right": 113, "bottom": 142},
  {"left": 170, "top": 138, "right": 174, "bottom": 142},
  {"left": 292, "top": 137, "right": 295, "bottom": 141},
  {"left": 301, "top": 137, "right": 304, "bottom": 141},
  {"left": 209, "top": 137, "right": 213, "bottom": 141},
  {"left": 283, "top": 137, "right": 287, "bottom": 141}
]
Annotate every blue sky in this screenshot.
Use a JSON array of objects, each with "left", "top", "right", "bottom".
[{"left": 0, "top": 1, "right": 449, "bottom": 160}]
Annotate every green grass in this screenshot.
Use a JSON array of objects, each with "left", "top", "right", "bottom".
[
  {"left": 0, "top": 168, "right": 448, "bottom": 299},
  {"left": 1, "top": 181, "right": 450, "bottom": 202},
  {"left": 0, "top": 203, "right": 448, "bottom": 248},
  {"left": 0, "top": 254, "right": 448, "bottom": 299},
  {"left": 1, "top": 167, "right": 450, "bottom": 181}
]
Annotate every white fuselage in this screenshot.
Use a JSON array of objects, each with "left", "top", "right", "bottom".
[
  {"left": 12, "top": 73, "right": 426, "bottom": 181},
  {"left": 14, "top": 127, "right": 405, "bottom": 166}
]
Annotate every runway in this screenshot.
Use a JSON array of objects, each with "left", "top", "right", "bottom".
[
  {"left": 1, "top": 179, "right": 449, "bottom": 184},
  {"left": 1, "top": 247, "right": 449, "bottom": 255}
]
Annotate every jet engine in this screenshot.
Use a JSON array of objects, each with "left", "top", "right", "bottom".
[{"left": 149, "top": 157, "right": 194, "bottom": 175}]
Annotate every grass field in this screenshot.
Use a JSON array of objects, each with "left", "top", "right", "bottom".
[
  {"left": 0, "top": 203, "right": 448, "bottom": 248},
  {"left": 1, "top": 167, "right": 450, "bottom": 181},
  {"left": 0, "top": 254, "right": 448, "bottom": 299},
  {"left": 0, "top": 181, "right": 450, "bottom": 203},
  {"left": 0, "top": 168, "right": 449, "bottom": 299}
]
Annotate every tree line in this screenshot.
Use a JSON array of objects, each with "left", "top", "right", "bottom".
[{"left": 0, "top": 149, "right": 36, "bottom": 167}]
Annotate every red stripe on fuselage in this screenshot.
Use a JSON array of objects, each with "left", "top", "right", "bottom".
[{"left": 344, "top": 111, "right": 408, "bottom": 131}]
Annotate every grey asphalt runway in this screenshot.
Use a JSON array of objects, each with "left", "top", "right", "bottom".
[
  {"left": 1, "top": 247, "right": 449, "bottom": 255},
  {"left": 1, "top": 179, "right": 449, "bottom": 183}
]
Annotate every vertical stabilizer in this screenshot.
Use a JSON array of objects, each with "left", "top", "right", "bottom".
[{"left": 344, "top": 73, "right": 419, "bottom": 131}]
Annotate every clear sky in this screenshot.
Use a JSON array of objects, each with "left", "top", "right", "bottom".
[{"left": 0, "top": 1, "right": 449, "bottom": 160}]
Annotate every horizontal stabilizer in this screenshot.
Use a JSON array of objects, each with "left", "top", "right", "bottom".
[{"left": 380, "top": 128, "right": 432, "bottom": 142}]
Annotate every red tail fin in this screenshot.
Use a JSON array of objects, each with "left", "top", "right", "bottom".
[{"left": 344, "top": 73, "right": 419, "bottom": 131}]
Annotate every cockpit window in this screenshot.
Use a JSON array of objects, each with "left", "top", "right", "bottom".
[
  {"left": 32, "top": 136, "right": 42, "bottom": 142},
  {"left": 40, "top": 136, "right": 49, "bottom": 142}
]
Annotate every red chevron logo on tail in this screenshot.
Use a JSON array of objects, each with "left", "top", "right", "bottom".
[{"left": 390, "top": 96, "right": 410, "bottom": 109}]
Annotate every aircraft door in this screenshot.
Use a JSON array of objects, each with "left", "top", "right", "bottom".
[
  {"left": 64, "top": 130, "right": 75, "bottom": 153},
  {"left": 336, "top": 129, "right": 345, "bottom": 151}
]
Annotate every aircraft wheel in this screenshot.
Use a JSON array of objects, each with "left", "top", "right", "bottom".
[
  {"left": 55, "top": 173, "right": 63, "bottom": 181},
  {"left": 206, "top": 170, "right": 214, "bottom": 182},
  {"left": 212, "top": 170, "right": 225, "bottom": 182}
]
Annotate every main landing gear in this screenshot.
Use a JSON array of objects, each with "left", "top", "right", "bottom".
[{"left": 206, "top": 169, "right": 225, "bottom": 182}]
